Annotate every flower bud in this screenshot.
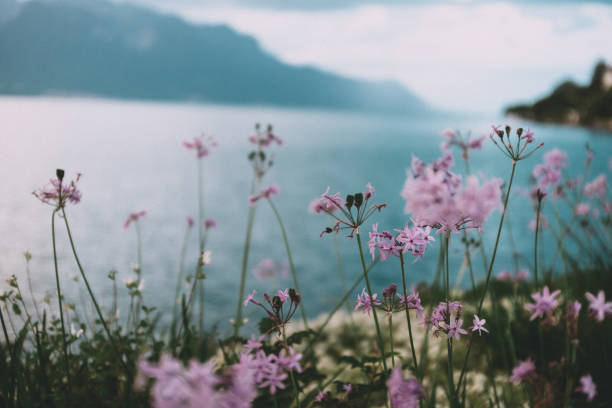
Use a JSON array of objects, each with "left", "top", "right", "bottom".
[
  {"left": 56, "top": 169, "right": 65, "bottom": 181},
  {"left": 354, "top": 192, "right": 364, "bottom": 208}
]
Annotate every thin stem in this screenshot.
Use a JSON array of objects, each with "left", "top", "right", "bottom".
[
  {"left": 61, "top": 208, "right": 130, "bottom": 371},
  {"left": 444, "top": 233, "right": 455, "bottom": 408},
  {"left": 356, "top": 233, "right": 388, "bottom": 374},
  {"left": 455, "top": 160, "right": 517, "bottom": 395},
  {"left": 534, "top": 199, "right": 542, "bottom": 287},
  {"left": 462, "top": 230, "right": 476, "bottom": 291},
  {"left": 399, "top": 253, "right": 418, "bottom": 372},
  {"left": 52, "top": 210, "right": 72, "bottom": 402},
  {"left": 389, "top": 314, "right": 395, "bottom": 367},
  {"left": 233, "top": 180, "right": 259, "bottom": 337},
  {"left": 172, "top": 226, "right": 192, "bottom": 323},
  {"left": 267, "top": 198, "right": 307, "bottom": 328},
  {"left": 25, "top": 256, "right": 42, "bottom": 323}
]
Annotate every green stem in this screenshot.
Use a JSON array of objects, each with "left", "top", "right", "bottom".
[
  {"left": 52, "top": 210, "right": 72, "bottom": 402},
  {"left": 444, "top": 233, "right": 455, "bottom": 408},
  {"left": 399, "top": 253, "right": 418, "bottom": 372},
  {"left": 462, "top": 230, "right": 476, "bottom": 291},
  {"left": 455, "top": 160, "right": 517, "bottom": 395},
  {"left": 534, "top": 199, "right": 542, "bottom": 287},
  {"left": 233, "top": 188, "right": 258, "bottom": 337},
  {"left": 389, "top": 314, "right": 395, "bottom": 367},
  {"left": 172, "top": 226, "right": 192, "bottom": 323},
  {"left": 61, "top": 208, "right": 130, "bottom": 371},
  {"left": 267, "top": 198, "right": 308, "bottom": 328},
  {"left": 356, "top": 233, "right": 388, "bottom": 374}
]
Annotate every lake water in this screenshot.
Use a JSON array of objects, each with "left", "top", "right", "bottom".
[{"left": 1, "top": 95, "right": 611, "bottom": 332}]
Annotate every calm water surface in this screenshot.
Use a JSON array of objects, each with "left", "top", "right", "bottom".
[{"left": 1, "top": 96, "right": 611, "bottom": 331}]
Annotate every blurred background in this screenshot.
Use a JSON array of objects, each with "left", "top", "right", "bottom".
[{"left": 1, "top": 0, "right": 611, "bottom": 331}]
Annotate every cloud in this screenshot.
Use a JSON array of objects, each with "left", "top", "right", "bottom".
[{"left": 129, "top": 1, "right": 612, "bottom": 111}]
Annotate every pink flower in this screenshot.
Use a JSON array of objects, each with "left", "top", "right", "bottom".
[
  {"left": 401, "top": 153, "right": 501, "bottom": 233},
  {"left": 576, "top": 374, "right": 597, "bottom": 401},
  {"left": 33, "top": 171, "right": 82, "bottom": 209},
  {"left": 343, "top": 384, "right": 352, "bottom": 395},
  {"left": 574, "top": 202, "right": 591, "bottom": 216},
  {"left": 446, "top": 318, "right": 468, "bottom": 340},
  {"left": 277, "top": 347, "right": 302, "bottom": 373},
  {"left": 315, "top": 391, "right": 326, "bottom": 402},
  {"left": 355, "top": 288, "right": 381, "bottom": 315},
  {"left": 183, "top": 134, "right": 218, "bottom": 159},
  {"left": 497, "top": 269, "right": 529, "bottom": 283},
  {"left": 510, "top": 358, "right": 536, "bottom": 384},
  {"left": 470, "top": 314, "right": 489, "bottom": 335},
  {"left": 246, "top": 335, "right": 264, "bottom": 353},
  {"left": 522, "top": 128, "right": 535, "bottom": 143},
  {"left": 543, "top": 148, "right": 568, "bottom": 170},
  {"left": 186, "top": 216, "right": 194, "bottom": 228},
  {"left": 124, "top": 210, "right": 146, "bottom": 229},
  {"left": 533, "top": 163, "right": 561, "bottom": 189},
  {"left": 524, "top": 286, "right": 561, "bottom": 321},
  {"left": 249, "top": 184, "right": 280, "bottom": 206},
  {"left": 276, "top": 288, "right": 289, "bottom": 303},
  {"left": 387, "top": 367, "right": 424, "bottom": 408},
  {"left": 252, "top": 259, "right": 279, "bottom": 281},
  {"left": 243, "top": 290, "right": 259, "bottom": 307},
  {"left": 398, "top": 291, "right": 424, "bottom": 318},
  {"left": 308, "top": 187, "right": 343, "bottom": 214},
  {"left": 585, "top": 290, "right": 612, "bottom": 322},
  {"left": 584, "top": 174, "right": 608, "bottom": 198},
  {"left": 204, "top": 218, "right": 217, "bottom": 229},
  {"left": 249, "top": 124, "right": 282, "bottom": 147}
]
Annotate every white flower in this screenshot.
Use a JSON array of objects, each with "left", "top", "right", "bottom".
[{"left": 201, "top": 251, "right": 212, "bottom": 265}]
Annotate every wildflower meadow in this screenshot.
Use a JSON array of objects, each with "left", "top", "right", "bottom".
[{"left": 2, "top": 123, "right": 612, "bottom": 408}]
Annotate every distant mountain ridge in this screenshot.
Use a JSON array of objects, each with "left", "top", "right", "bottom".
[
  {"left": 0, "top": 0, "right": 428, "bottom": 113},
  {"left": 506, "top": 61, "right": 612, "bottom": 132}
]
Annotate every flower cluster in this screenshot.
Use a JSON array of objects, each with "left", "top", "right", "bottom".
[
  {"left": 583, "top": 174, "right": 608, "bottom": 199},
  {"left": 355, "top": 287, "right": 381, "bottom": 315},
  {"left": 387, "top": 367, "right": 424, "bottom": 408},
  {"left": 576, "top": 374, "right": 597, "bottom": 401},
  {"left": 242, "top": 347, "right": 302, "bottom": 394},
  {"left": 425, "top": 301, "right": 472, "bottom": 339},
  {"left": 252, "top": 259, "right": 288, "bottom": 281},
  {"left": 248, "top": 124, "right": 281, "bottom": 179},
  {"left": 510, "top": 358, "right": 536, "bottom": 385},
  {"left": 248, "top": 184, "right": 280, "bottom": 206},
  {"left": 136, "top": 354, "right": 256, "bottom": 408},
  {"left": 496, "top": 268, "right": 529, "bottom": 283},
  {"left": 124, "top": 210, "right": 147, "bottom": 229},
  {"left": 355, "top": 284, "right": 425, "bottom": 318},
  {"left": 244, "top": 288, "right": 302, "bottom": 334},
  {"left": 183, "top": 134, "right": 218, "bottom": 159},
  {"left": 312, "top": 183, "right": 386, "bottom": 238},
  {"left": 33, "top": 169, "right": 82, "bottom": 209},
  {"left": 401, "top": 153, "right": 502, "bottom": 233},
  {"left": 440, "top": 129, "right": 485, "bottom": 160},
  {"left": 489, "top": 125, "right": 543, "bottom": 162},
  {"left": 368, "top": 224, "right": 434, "bottom": 262}
]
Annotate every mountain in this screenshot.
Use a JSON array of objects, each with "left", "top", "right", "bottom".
[
  {"left": 0, "top": 0, "right": 428, "bottom": 113},
  {"left": 505, "top": 61, "right": 612, "bottom": 132}
]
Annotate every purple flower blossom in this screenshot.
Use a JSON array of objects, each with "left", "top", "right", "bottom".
[
  {"left": 574, "top": 202, "right": 591, "bottom": 216},
  {"left": 470, "top": 314, "right": 489, "bottom": 335},
  {"left": 245, "top": 335, "right": 264, "bottom": 353},
  {"left": 543, "top": 148, "right": 568, "bottom": 170},
  {"left": 584, "top": 174, "right": 607, "bottom": 198},
  {"left": 277, "top": 347, "right": 303, "bottom": 373},
  {"left": 510, "top": 358, "right": 536, "bottom": 384},
  {"left": 355, "top": 288, "right": 382, "bottom": 315},
  {"left": 276, "top": 288, "right": 289, "bottom": 303},
  {"left": 248, "top": 124, "right": 282, "bottom": 147},
  {"left": 398, "top": 291, "right": 424, "bottom": 318},
  {"left": 576, "top": 374, "right": 597, "bottom": 401},
  {"left": 204, "top": 218, "right": 217, "bottom": 229},
  {"left": 249, "top": 184, "right": 280, "bottom": 206},
  {"left": 585, "top": 290, "right": 612, "bottom": 322},
  {"left": 447, "top": 318, "right": 468, "bottom": 340},
  {"left": 244, "top": 290, "right": 259, "bottom": 307},
  {"left": 34, "top": 172, "right": 82, "bottom": 209},
  {"left": 308, "top": 187, "right": 343, "bottom": 214},
  {"left": 524, "top": 286, "right": 561, "bottom": 321},
  {"left": 252, "top": 259, "right": 281, "bottom": 281},
  {"left": 183, "top": 134, "right": 218, "bottom": 158},
  {"left": 387, "top": 367, "right": 424, "bottom": 408},
  {"left": 124, "top": 210, "right": 147, "bottom": 229},
  {"left": 401, "top": 153, "right": 502, "bottom": 233},
  {"left": 497, "top": 268, "right": 529, "bottom": 283},
  {"left": 425, "top": 301, "right": 466, "bottom": 339},
  {"left": 315, "top": 390, "right": 326, "bottom": 402},
  {"left": 343, "top": 384, "right": 352, "bottom": 395},
  {"left": 186, "top": 216, "right": 194, "bottom": 228}
]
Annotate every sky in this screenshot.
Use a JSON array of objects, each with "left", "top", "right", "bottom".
[{"left": 123, "top": 0, "right": 612, "bottom": 112}]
